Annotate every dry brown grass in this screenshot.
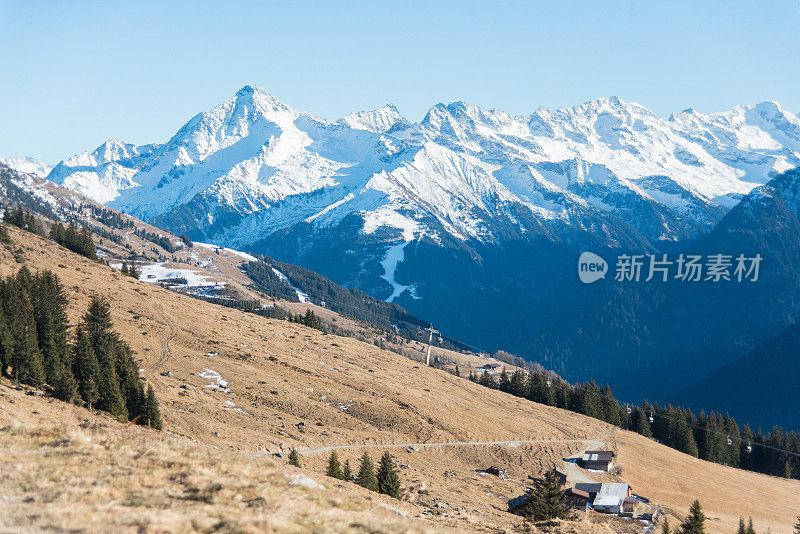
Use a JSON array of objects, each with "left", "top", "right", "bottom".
[{"left": 0, "top": 385, "right": 443, "bottom": 533}]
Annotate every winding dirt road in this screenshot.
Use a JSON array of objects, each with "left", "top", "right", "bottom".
[{"left": 248, "top": 431, "right": 609, "bottom": 461}]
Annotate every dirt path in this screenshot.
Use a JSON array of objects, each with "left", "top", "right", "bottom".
[
  {"left": 150, "top": 303, "right": 176, "bottom": 372},
  {"left": 248, "top": 433, "right": 608, "bottom": 459}
]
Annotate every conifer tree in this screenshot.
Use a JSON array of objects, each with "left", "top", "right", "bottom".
[
  {"left": 356, "top": 452, "right": 378, "bottom": 491},
  {"left": 144, "top": 384, "right": 162, "bottom": 430},
  {"left": 98, "top": 360, "right": 127, "bottom": 419},
  {"left": 793, "top": 516, "right": 799, "bottom": 534},
  {"left": 662, "top": 518, "right": 670, "bottom": 534},
  {"left": 12, "top": 291, "right": 45, "bottom": 386},
  {"left": 376, "top": 451, "right": 401, "bottom": 498},
  {"left": 510, "top": 369, "right": 525, "bottom": 397},
  {"left": 499, "top": 368, "right": 511, "bottom": 393},
  {"left": 288, "top": 449, "right": 301, "bottom": 467},
  {"left": 342, "top": 459, "right": 353, "bottom": 482},
  {"left": 525, "top": 470, "right": 572, "bottom": 520},
  {"left": 83, "top": 296, "right": 116, "bottom": 357},
  {"left": 72, "top": 324, "right": 100, "bottom": 410},
  {"left": 737, "top": 518, "right": 746, "bottom": 534},
  {"left": 326, "top": 451, "right": 342, "bottom": 479},
  {"left": 678, "top": 500, "right": 706, "bottom": 534},
  {"left": 0, "top": 310, "right": 11, "bottom": 378},
  {"left": 745, "top": 518, "right": 755, "bottom": 534},
  {"left": 633, "top": 407, "right": 652, "bottom": 438},
  {"left": 31, "top": 271, "right": 71, "bottom": 389}
]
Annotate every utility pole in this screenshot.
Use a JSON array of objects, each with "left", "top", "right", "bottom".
[{"left": 425, "top": 325, "right": 439, "bottom": 367}]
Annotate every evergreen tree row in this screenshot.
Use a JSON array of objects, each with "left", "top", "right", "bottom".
[
  {"left": 3, "top": 206, "right": 45, "bottom": 237},
  {"left": 0, "top": 267, "right": 161, "bottom": 429},
  {"left": 319, "top": 451, "right": 401, "bottom": 498},
  {"left": 83, "top": 204, "right": 134, "bottom": 230},
  {"left": 468, "top": 368, "right": 800, "bottom": 479},
  {"left": 288, "top": 309, "right": 322, "bottom": 330},
  {"left": 50, "top": 222, "right": 97, "bottom": 260},
  {"left": 133, "top": 228, "right": 178, "bottom": 253}
]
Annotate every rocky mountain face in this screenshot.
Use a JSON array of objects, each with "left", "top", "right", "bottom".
[{"left": 13, "top": 86, "right": 800, "bottom": 418}]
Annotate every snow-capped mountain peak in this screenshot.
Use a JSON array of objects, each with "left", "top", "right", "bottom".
[
  {"left": 33, "top": 86, "right": 800, "bottom": 251},
  {"left": 338, "top": 104, "right": 407, "bottom": 133}
]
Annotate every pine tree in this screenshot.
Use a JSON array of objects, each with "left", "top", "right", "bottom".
[
  {"left": 793, "top": 516, "right": 800, "bottom": 534},
  {"left": 662, "top": 518, "right": 670, "bottom": 534},
  {"left": 0, "top": 309, "right": 12, "bottom": 378},
  {"left": 745, "top": 518, "right": 755, "bottom": 534},
  {"left": 52, "top": 356, "right": 79, "bottom": 403},
  {"left": 342, "top": 459, "right": 353, "bottom": 482},
  {"left": 783, "top": 460, "right": 793, "bottom": 479},
  {"left": 633, "top": 407, "right": 652, "bottom": 438},
  {"left": 737, "top": 518, "right": 746, "bottom": 534},
  {"left": 678, "top": 500, "right": 706, "bottom": 534},
  {"left": 83, "top": 296, "right": 116, "bottom": 357},
  {"left": 356, "top": 452, "right": 378, "bottom": 491},
  {"left": 11, "top": 291, "right": 45, "bottom": 387},
  {"left": 98, "top": 360, "right": 127, "bottom": 419},
  {"left": 499, "top": 369, "right": 511, "bottom": 392},
  {"left": 72, "top": 324, "right": 100, "bottom": 411},
  {"left": 144, "top": 384, "right": 162, "bottom": 430},
  {"left": 288, "top": 449, "right": 301, "bottom": 467},
  {"left": 525, "top": 470, "right": 572, "bottom": 520},
  {"left": 376, "top": 451, "right": 401, "bottom": 498},
  {"left": 326, "top": 451, "right": 342, "bottom": 479},
  {"left": 31, "top": 271, "right": 71, "bottom": 390}
]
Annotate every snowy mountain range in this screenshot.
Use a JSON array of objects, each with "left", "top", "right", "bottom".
[{"left": 33, "top": 85, "right": 800, "bottom": 252}]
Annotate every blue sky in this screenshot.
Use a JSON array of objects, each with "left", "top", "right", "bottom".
[{"left": 1, "top": 0, "right": 799, "bottom": 163}]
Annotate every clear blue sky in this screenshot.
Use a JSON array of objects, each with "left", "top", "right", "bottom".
[{"left": 1, "top": 0, "right": 799, "bottom": 163}]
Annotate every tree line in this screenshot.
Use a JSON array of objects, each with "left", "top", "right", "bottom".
[
  {"left": 49, "top": 222, "right": 97, "bottom": 260},
  {"left": 134, "top": 227, "right": 178, "bottom": 253},
  {"left": 84, "top": 204, "right": 134, "bottom": 230},
  {"left": 3, "top": 204, "right": 100, "bottom": 262},
  {"left": 468, "top": 368, "right": 799, "bottom": 479},
  {"left": 0, "top": 266, "right": 161, "bottom": 429}
]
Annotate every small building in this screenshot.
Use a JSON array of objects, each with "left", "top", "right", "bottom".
[
  {"left": 477, "top": 363, "right": 503, "bottom": 372},
  {"left": 565, "top": 487, "right": 590, "bottom": 511},
  {"left": 574, "top": 482, "right": 631, "bottom": 514},
  {"left": 580, "top": 450, "right": 614, "bottom": 472}
]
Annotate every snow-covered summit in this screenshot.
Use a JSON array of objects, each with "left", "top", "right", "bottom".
[{"left": 338, "top": 104, "right": 408, "bottom": 133}]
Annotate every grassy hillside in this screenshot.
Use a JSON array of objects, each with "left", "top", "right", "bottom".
[{"left": 1, "top": 225, "right": 799, "bottom": 533}]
